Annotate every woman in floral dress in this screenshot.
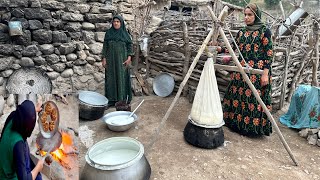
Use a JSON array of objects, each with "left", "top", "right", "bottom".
[{"left": 219, "top": 3, "right": 273, "bottom": 136}]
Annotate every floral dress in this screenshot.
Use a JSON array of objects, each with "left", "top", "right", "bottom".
[{"left": 222, "top": 25, "right": 273, "bottom": 136}]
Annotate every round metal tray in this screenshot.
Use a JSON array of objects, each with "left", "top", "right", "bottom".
[
  {"left": 153, "top": 73, "right": 175, "bottom": 97},
  {"left": 38, "top": 101, "right": 60, "bottom": 139}
]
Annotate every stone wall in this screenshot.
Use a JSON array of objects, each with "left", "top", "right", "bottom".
[{"left": 0, "top": 0, "right": 144, "bottom": 94}]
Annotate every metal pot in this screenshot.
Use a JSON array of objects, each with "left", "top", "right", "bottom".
[
  {"left": 79, "top": 91, "right": 108, "bottom": 120},
  {"left": 102, "top": 111, "right": 138, "bottom": 132},
  {"left": 81, "top": 137, "right": 151, "bottom": 180}
]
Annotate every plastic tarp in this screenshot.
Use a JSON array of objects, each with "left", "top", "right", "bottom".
[
  {"left": 190, "top": 58, "right": 224, "bottom": 128},
  {"left": 280, "top": 85, "right": 320, "bottom": 129}
]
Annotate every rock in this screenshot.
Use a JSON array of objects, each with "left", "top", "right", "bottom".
[
  {"left": 12, "top": 30, "right": 31, "bottom": 45},
  {"left": 46, "top": 54, "right": 60, "bottom": 64},
  {"left": 61, "top": 12, "right": 84, "bottom": 22},
  {"left": 61, "top": 69, "right": 74, "bottom": 78},
  {"left": 0, "top": 95, "right": 4, "bottom": 115},
  {"left": 0, "top": 32, "right": 10, "bottom": 43},
  {"left": 64, "top": 22, "right": 82, "bottom": 32},
  {"left": 93, "top": 72, "right": 104, "bottom": 82},
  {"left": 24, "top": 8, "right": 52, "bottom": 20},
  {"left": 85, "top": 13, "right": 113, "bottom": 23},
  {"left": 308, "top": 129, "right": 319, "bottom": 135},
  {"left": 67, "top": 32, "right": 82, "bottom": 41},
  {"left": 75, "top": 41, "right": 85, "bottom": 51},
  {"left": 0, "top": 56, "right": 15, "bottom": 71},
  {"left": 0, "top": 0, "right": 28, "bottom": 7},
  {"left": 88, "top": 43, "right": 103, "bottom": 55},
  {"left": 46, "top": 71, "right": 60, "bottom": 80},
  {"left": 39, "top": 44, "right": 54, "bottom": 55},
  {"left": 52, "top": 31, "right": 68, "bottom": 43},
  {"left": 84, "top": 63, "right": 94, "bottom": 75},
  {"left": 66, "top": 53, "right": 78, "bottom": 61},
  {"left": 28, "top": 19, "right": 43, "bottom": 30},
  {"left": 73, "top": 66, "right": 84, "bottom": 75},
  {"left": 29, "top": 0, "right": 41, "bottom": 7},
  {"left": 82, "top": 22, "right": 95, "bottom": 30},
  {"left": 122, "top": 13, "right": 134, "bottom": 21},
  {"left": 11, "top": 8, "right": 24, "bottom": 18},
  {"left": 0, "top": 23, "right": 9, "bottom": 32},
  {"left": 82, "top": 31, "right": 95, "bottom": 44},
  {"left": 33, "top": 56, "right": 46, "bottom": 65},
  {"left": 307, "top": 134, "right": 318, "bottom": 145},
  {"left": 90, "top": 5, "right": 117, "bottom": 14},
  {"left": 22, "top": 45, "right": 39, "bottom": 57},
  {"left": 32, "top": 29, "right": 52, "bottom": 44},
  {"left": 0, "top": 77, "right": 4, "bottom": 86},
  {"left": 60, "top": 55, "right": 67, "bottom": 62},
  {"left": 20, "top": 57, "right": 35, "bottom": 67},
  {"left": 79, "top": 75, "right": 93, "bottom": 83},
  {"left": 86, "top": 56, "right": 96, "bottom": 64},
  {"left": 41, "top": 1, "right": 65, "bottom": 10},
  {"left": 67, "top": 3, "right": 91, "bottom": 13},
  {"left": 52, "top": 63, "right": 66, "bottom": 72},
  {"left": 11, "top": 17, "right": 29, "bottom": 29},
  {"left": 59, "top": 43, "right": 76, "bottom": 55},
  {"left": 318, "top": 130, "right": 320, "bottom": 139},
  {"left": 0, "top": 44, "right": 14, "bottom": 56},
  {"left": 95, "top": 23, "right": 111, "bottom": 32},
  {"left": 95, "top": 32, "right": 105, "bottom": 42},
  {"left": 50, "top": 19, "right": 63, "bottom": 29},
  {"left": 74, "top": 59, "right": 87, "bottom": 65},
  {"left": 11, "top": 63, "right": 21, "bottom": 70},
  {"left": 1, "top": 69, "right": 13, "bottom": 78},
  {"left": 7, "top": 94, "right": 15, "bottom": 107},
  {"left": 66, "top": 61, "right": 73, "bottom": 68},
  {"left": 77, "top": 50, "right": 87, "bottom": 60}
]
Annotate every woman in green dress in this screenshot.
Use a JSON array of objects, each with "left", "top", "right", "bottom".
[
  {"left": 219, "top": 4, "right": 273, "bottom": 136},
  {"left": 102, "top": 15, "right": 133, "bottom": 106}
]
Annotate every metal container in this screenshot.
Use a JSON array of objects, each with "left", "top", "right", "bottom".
[
  {"left": 153, "top": 73, "right": 175, "bottom": 97},
  {"left": 79, "top": 91, "right": 108, "bottom": 120},
  {"left": 278, "top": 8, "right": 308, "bottom": 36},
  {"left": 102, "top": 111, "right": 138, "bottom": 132},
  {"left": 81, "top": 137, "right": 151, "bottom": 180}
]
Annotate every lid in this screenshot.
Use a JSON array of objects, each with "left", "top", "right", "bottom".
[{"left": 153, "top": 73, "right": 175, "bottom": 97}]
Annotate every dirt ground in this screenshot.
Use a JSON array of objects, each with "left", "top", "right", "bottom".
[{"left": 79, "top": 95, "right": 320, "bottom": 180}]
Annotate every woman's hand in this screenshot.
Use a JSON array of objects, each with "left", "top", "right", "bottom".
[
  {"left": 123, "top": 56, "right": 132, "bottom": 67},
  {"left": 260, "top": 69, "right": 269, "bottom": 86},
  {"left": 102, "top": 58, "right": 107, "bottom": 68},
  {"left": 31, "top": 159, "right": 44, "bottom": 180}
]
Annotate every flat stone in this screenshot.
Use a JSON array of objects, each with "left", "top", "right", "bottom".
[
  {"left": 95, "top": 23, "right": 111, "bottom": 32},
  {"left": 1, "top": 69, "right": 14, "bottom": 77},
  {"left": 11, "top": 63, "right": 21, "bottom": 70},
  {"left": 0, "top": 32, "right": 10, "bottom": 43},
  {"left": 93, "top": 72, "right": 104, "bottom": 82},
  {"left": 66, "top": 61, "right": 73, "bottom": 68},
  {"left": 0, "top": 77, "right": 4, "bottom": 86},
  {"left": 73, "top": 66, "right": 84, "bottom": 75},
  {"left": 11, "top": 8, "right": 25, "bottom": 18},
  {"left": 82, "top": 22, "right": 95, "bottom": 30},
  {"left": 79, "top": 75, "right": 93, "bottom": 83},
  {"left": 64, "top": 22, "right": 82, "bottom": 32},
  {"left": 95, "top": 32, "right": 105, "bottom": 42},
  {"left": 29, "top": 0, "right": 41, "bottom": 7},
  {"left": 22, "top": 45, "right": 39, "bottom": 57},
  {"left": 12, "top": 30, "right": 31, "bottom": 45},
  {"left": 61, "top": 69, "right": 74, "bottom": 78},
  {"left": 60, "top": 55, "right": 67, "bottom": 63},
  {"left": 0, "top": 44, "right": 14, "bottom": 56},
  {"left": 52, "top": 63, "right": 66, "bottom": 72},
  {"left": 66, "top": 53, "right": 78, "bottom": 61},
  {"left": 0, "top": 0, "right": 28, "bottom": 8},
  {"left": 75, "top": 41, "right": 85, "bottom": 51},
  {"left": 69, "top": 4, "right": 91, "bottom": 13},
  {"left": 32, "top": 29, "right": 52, "bottom": 44},
  {"left": 46, "top": 71, "right": 60, "bottom": 80},
  {"left": 24, "top": 8, "right": 52, "bottom": 20},
  {"left": 20, "top": 57, "right": 35, "bottom": 67},
  {"left": 77, "top": 50, "right": 87, "bottom": 60},
  {"left": 41, "top": 0, "right": 66, "bottom": 10},
  {"left": 82, "top": 31, "right": 95, "bottom": 44},
  {"left": 28, "top": 19, "right": 43, "bottom": 30},
  {"left": 61, "top": 12, "right": 84, "bottom": 22},
  {"left": 85, "top": 13, "right": 113, "bottom": 23},
  {"left": 0, "top": 56, "right": 15, "bottom": 71},
  {"left": 307, "top": 134, "right": 318, "bottom": 145},
  {"left": 74, "top": 59, "right": 87, "bottom": 65},
  {"left": 39, "top": 44, "right": 54, "bottom": 55},
  {"left": 46, "top": 54, "right": 60, "bottom": 64},
  {"left": 33, "top": 56, "right": 46, "bottom": 65},
  {"left": 88, "top": 43, "right": 103, "bottom": 55},
  {"left": 59, "top": 43, "right": 76, "bottom": 55},
  {"left": 67, "top": 32, "right": 82, "bottom": 41},
  {"left": 52, "top": 31, "right": 68, "bottom": 43},
  {"left": 86, "top": 56, "right": 95, "bottom": 64}
]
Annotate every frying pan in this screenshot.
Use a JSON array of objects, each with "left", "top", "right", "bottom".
[
  {"left": 36, "top": 131, "right": 62, "bottom": 153},
  {"left": 38, "top": 101, "right": 60, "bottom": 139}
]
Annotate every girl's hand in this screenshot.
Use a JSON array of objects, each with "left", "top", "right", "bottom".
[
  {"left": 102, "top": 58, "right": 107, "bottom": 68},
  {"left": 123, "top": 57, "right": 132, "bottom": 67}
]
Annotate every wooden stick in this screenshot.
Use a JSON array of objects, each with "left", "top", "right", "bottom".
[
  {"left": 207, "top": 6, "right": 299, "bottom": 166},
  {"left": 214, "top": 64, "right": 263, "bottom": 74},
  {"left": 145, "top": 6, "right": 228, "bottom": 154},
  {"left": 312, "top": 20, "right": 319, "bottom": 86},
  {"left": 182, "top": 22, "right": 191, "bottom": 96}
]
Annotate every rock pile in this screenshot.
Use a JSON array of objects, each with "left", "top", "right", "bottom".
[{"left": 298, "top": 128, "right": 320, "bottom": 147}]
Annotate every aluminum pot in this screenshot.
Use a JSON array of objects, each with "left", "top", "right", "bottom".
[
  {"left": 102, "top": 111, "right": 138, "bottom": 132},
  {"left": 81, "top": 137, "right": 151, "bottom": 180},
  {"left": 79, "top": 91, "right": 108, "bottom": 120}
]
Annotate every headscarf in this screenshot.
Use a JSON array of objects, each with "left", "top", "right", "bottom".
[
  {"left": 0, "top": 100, "right": 36, "bottom": 140},
  {"left": 245, "top": 3, "right": 264, "bottom": 31},
  {"left": 104, "top": 15, "right": 132, "bottom": 43}
]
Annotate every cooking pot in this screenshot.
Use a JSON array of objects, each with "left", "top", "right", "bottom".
[
  {"left": 81, "top": 137, "right": 151, "bottom": 180},
  {"left": 79, "top": 91, "right": 108, "bottom": 120}
]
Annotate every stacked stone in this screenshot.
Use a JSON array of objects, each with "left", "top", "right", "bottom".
[
  {"left": 0, "top": 0, "right": 118, "bottom": 94},
  {"left": 298, "top": 128, "right": 320, "bottom": 147}
]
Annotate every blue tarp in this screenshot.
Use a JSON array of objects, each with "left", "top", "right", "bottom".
[{"left": 280, "top": 85, "right": 320, "bottom": 129}]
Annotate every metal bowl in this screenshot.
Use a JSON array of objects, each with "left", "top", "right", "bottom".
[
  {"left": 38, "top": 101, "right": 60, "bottom": 139},
  {"left": 153, "top": 73, "right": 175, "bottom": 97},
  {"left": 79, "top": 91, "right": 108, "bottom": 120},
  {"left": 102, "top": 111, "right": 138, "bottom": 132}
]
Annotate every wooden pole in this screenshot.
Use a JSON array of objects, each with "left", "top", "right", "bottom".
[
  {"left": 207, "top": 6, "right": 298, "bottom": 166},
  {"left": 312, "top": 20, "right": 319, "bottom": 87},
  {"left": 145, "top": 6, "right": 229, "bottom": 153},
  {"left": 214, "top": 64, "right": 263, "bottom": 74},
  {"left": 182, "top": 22, "right": 191, "bottom": 96}
]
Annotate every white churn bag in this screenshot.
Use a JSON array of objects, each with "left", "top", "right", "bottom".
[{"left": 190, "top": 57, "right": 224, "bottom": 127}]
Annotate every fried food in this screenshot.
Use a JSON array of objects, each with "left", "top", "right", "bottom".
[
  {"left": 43, "top": 122, "right": 49, "bottom": 132},
  {"left": 40, "top": 112, "right": 47, "bottom": 123},
  {"left": 49, "top": 121, "right": 55, "bottom": 131},
  {"left": 50, "top": 108, "right": 58, "bottom": 121},
  {"left": 45, "top": 103, "right": 53, "bottom": 114}
]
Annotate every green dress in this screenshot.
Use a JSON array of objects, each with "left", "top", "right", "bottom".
[
  {"left": 102, "top": 15, "right": 133, "bottom": 106},
  {"left": 223, "top": 25, "right": 273, "bottom": 136}
]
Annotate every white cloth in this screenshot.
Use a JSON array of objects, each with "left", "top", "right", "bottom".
[{"left": 190, "top": 58, "right": 224, "bottom": 128}]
